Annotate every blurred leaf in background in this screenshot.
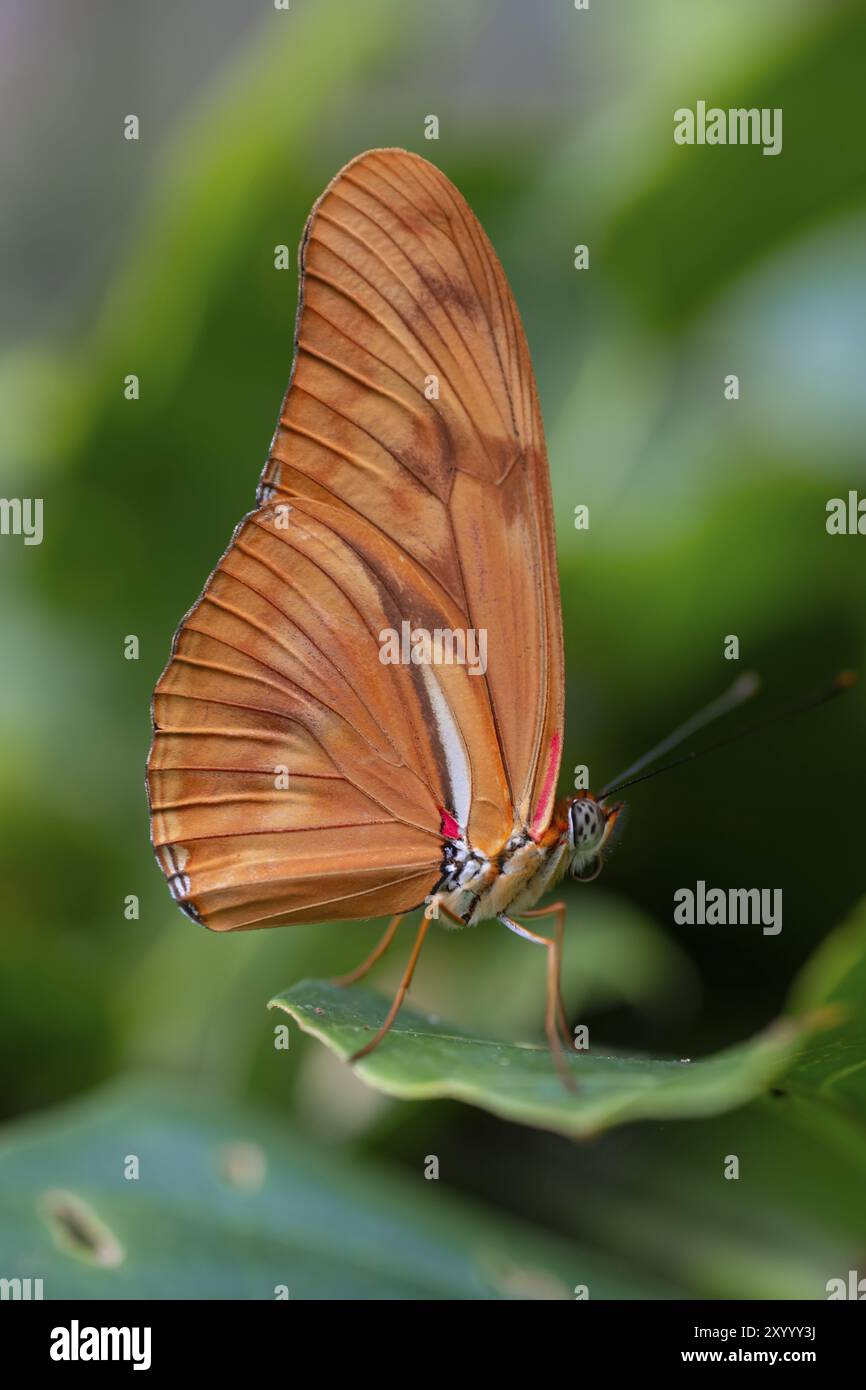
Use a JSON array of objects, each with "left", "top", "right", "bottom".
[
  {"left": 1, "top": 1083, "right": 670, "bottom": 1300},
  {"left": 1, "top": 897, "right": 862, "bottom": 1299}
]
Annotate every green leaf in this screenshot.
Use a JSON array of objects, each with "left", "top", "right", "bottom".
[
  {"left": 510, "top": 1098, "right": 866, "bottom": 1301},
  {"left": 269, "top": 980, "right": 818, "bottom": 1139},
  {"left": 772, "top": 895, "right": 866, "bottom": 1168},
  {"left": 521, "top": 892, "right": 866, "bottom": 1296},
  {"left": 0, "top": 1084, "right": 674, "bottom": 1300}
]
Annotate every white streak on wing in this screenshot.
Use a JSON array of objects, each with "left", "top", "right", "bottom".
[
  {"left": 420, "top": 665, "right": 471, "bottom": 830},
  {"left": 160, "top": 845, "right": 191, "bottom": 899}
]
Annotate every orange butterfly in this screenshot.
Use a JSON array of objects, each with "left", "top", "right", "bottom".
[{"left": 146, "top": 147, "right": 625, "bottom": 1084}]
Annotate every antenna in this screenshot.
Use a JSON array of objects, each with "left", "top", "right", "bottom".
[
  {"left": 598, "top": 670, "right": 856, "bottom": 802},
  {"left": 598, "top": 672, "right": 760, "bottom": 798}
]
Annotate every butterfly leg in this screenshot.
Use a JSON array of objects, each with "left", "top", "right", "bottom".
[
  {"left": 515, "top": 902, "right": 571, "bottom": 1050},
  {"left": 500, "top": 904, "right": 576, "bottom": 1093},
  {"left": 349, "top": 913, "right": 433, "bottom": 1064},
  {"left": 330, "top": 914, "right": 403, "bottom": 988}
]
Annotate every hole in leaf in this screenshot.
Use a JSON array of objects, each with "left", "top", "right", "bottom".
[
  {"left": 477, "top": 1249, "right": 570, "bottom": 1301},
  {"left": 39, "top": 1190, "right": 125, "bottom": 1267}
]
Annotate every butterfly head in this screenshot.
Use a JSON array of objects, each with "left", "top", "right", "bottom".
[{"left": 565, "top": 792, "right": 623, "bottom": 883}]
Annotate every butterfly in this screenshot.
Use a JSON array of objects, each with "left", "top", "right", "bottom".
[{"left": 149, "top": 146, "right": 805, "bottom": 1084}]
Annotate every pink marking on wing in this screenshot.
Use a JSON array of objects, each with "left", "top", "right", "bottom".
[
  {"left": 438, "top": 806, "right": 461, "bottom": 840},
  {"left": 529, "top": 731, "right": 561, "bottom": 840}
]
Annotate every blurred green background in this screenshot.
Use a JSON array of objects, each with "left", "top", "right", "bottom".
[{"left": 1, "top": 0, "right": 865, "bottom": 1298}]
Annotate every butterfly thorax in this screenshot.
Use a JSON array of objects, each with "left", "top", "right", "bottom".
[
  {"left": 433, "top": 820, "right": 572, "bottom": 928},
  {"left": 432, "top": 794, "right": 621, "bottom": 927}
]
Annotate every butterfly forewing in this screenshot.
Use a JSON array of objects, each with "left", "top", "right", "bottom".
[{"left": 147, "top": 148, "right": 564, "bottom": 929}]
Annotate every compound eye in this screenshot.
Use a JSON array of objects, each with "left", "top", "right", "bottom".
[
  {"left": 570, "top": 799, "right": 604, "bottom": 849},
  {"left": 582, "top": 804, "right": 600, "bottom": 842}
]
